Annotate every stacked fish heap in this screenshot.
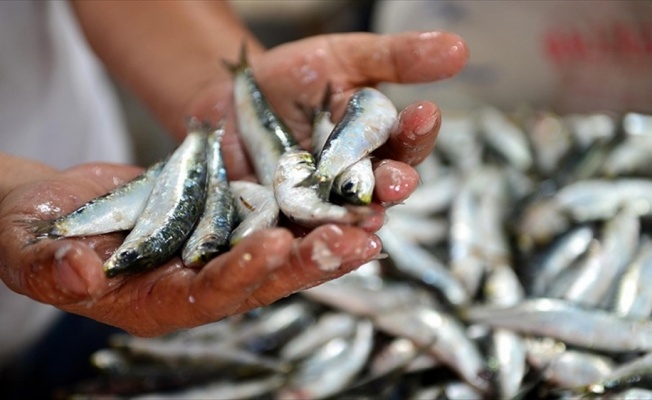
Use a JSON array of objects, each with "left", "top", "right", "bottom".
[{"left": 68, "top": 106, "right": 652, "bottom": 400}]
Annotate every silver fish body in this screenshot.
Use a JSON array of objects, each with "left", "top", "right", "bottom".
[
  {"left": 182, "top": 124, "right": 236, "bottom": 267},
  {"left": 274, "top": 147, "right": 366, "bottom": 227},
  {"left": 311, "top": 105, "right": 376, "bottom": 205},
  {"left": 31, "top": 160, "right": 165, "bottom": 238},
  {"left": 229, "top": 48, "right": 297, "bottom": 186},
  {"left": 612, "top": 237, "right": 652, "bottom": 317},
  {"left": 103, "top": 127, "right": 208, "bottom": 277},
  {"left": 229, "top": 180, "right": 279, "bottom": 245},
  {"left": 373, "top": 306, "right": 491, "bottom": 394},
  {"left": 463, "top": 298, "right": 652, "bottom": 352},
  {"left": 310, "top": 87, "right": 396, "bottom": 198},
  {"left": 278, "top": 319, "right": 374, "bottom": 400}
]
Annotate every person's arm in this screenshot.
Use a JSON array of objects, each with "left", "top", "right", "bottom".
[{"left": 70, "top": 0, "right": 262, "bottom": 138}]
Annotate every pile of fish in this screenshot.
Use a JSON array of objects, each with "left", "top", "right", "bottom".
[
  {"left": 31, "top": 50, "right": 395, "bottom": 277},
  {"left": 66, "top": 108, "right": 652, "bottom": 400}
]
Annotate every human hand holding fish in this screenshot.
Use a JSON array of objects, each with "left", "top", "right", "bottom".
[{"left": 0, "top": 4, "right": 468, "bottom": 338}]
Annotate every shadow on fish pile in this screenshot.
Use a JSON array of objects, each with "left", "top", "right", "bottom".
[{"left": 69, "top": 109, "right": 652, "bottom": 400}]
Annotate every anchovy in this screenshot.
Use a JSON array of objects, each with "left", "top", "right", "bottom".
[
  {"left": 103, "top": 123, "right": 208, "bottom": 277},
  {"left": 524, "top": 338, "right": 615, "bottom": 389},
  {"left": 134, "top": 376, "right": 285, "bottom": 400},
  {"left": 562, "top": 206, "right": 640, "bottom": 307},
  {"left": 226, "top": 44, "right": 298, "bottom": 186},
  {"left": 478, "top": 106, "right": 533, "bottom": 171},
  {"left": 305, "top": 87, "right": 397, "bottom": 199},
  {"left": 462, "top": 298, "right": 652, "bottom": 352},
  {"left": 278, "top": 319, "right": 374, "bottom": 400},
  {"left": 612, "top": 237, "right": 652, "bottom": 317},
  {"left": 378, "top": 227, "right": 470, "bottom": 307},
  {"left": 181, "top": 123, "right": 236, "bottom": 267},
  {"left": 279, "top": 312, "right": 358, "bottom": 361},
  {"left": 228, "top": 180, "right": 279, "bottom": 245},
  {"left": 273, "top": 147, "right": 372, "bottom": 227},
  {"left": 310, "top": 90, "right": 376, "bottom": 205},
  {"left": 373, "top": 306, "right": 491, "bottom": 394},
  {"left": 29, "top": 159, "right": 165, "bottom": 238},
  {"left": 530, "top": 225, "right": 594, "bottom": 296}
]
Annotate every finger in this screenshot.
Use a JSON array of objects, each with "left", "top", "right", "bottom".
[
  {"left": 232, "top": 224, "right": 382, "bottom": 313},
  {"left": 329, "top": 31, "right": 468, "bottom": 86},
  {"left": 64, "top": 163, "right": 145, "bottom": 193},
  {"left": 373, "top": 159, "right": 420, "bottom": 205},
  {"left": 106, "top": 229, "right": 294, "bottom": 336},
  {"left": 15, "top": 237, "right": 117, "bottom": 306},
  {"left": 375, "top": 101, "right": 441, "bottom": 165}
]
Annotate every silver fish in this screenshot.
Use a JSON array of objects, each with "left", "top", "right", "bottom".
[
  {"left": 273, "top": 147, "right": 370, "bottom": 228},
  {"left": 562, "top": 206, "right": 640, "bottom": 307},
  {"left": 310, "top": 94, "right": 376, "bottom": 205},
  {"left": 478, "top": 106, "right": 533, "bottom": 171},
  {"left": 524, "top": 337, "right": 615, "bottom": 389},
  {"left": 462, "top": 298, "right": 652, "bottom": 352},
  {"left": 373, "top": 306, "right": 491, "bottom": 394},
  {"left": 227, "top": 45, "right": 297, "bottom": 186},
  {"left": 229, "top": 180, "right": 279, "bottom": 245},
  {"left": 182, "top": 123, "right": 236, "bottom": 267},
  {"left": 278, "top": 319, "right": 374, "bottom": 400},
  {"left": 279, "top": 312, "right": 358, "bottom": 361},
  {"left": 30, "top": 159, "right": 165, "bottom": 238},
  {"left": 306, "top": 87, "right": 397, "bottom": 199},
  {"left": 378, "top": 227, "right": 470, "bottom": 307},
  {"left": 612, "top": 237, "right": 652, "bottom": 317},
  {"left": 530, "top": 225, "right": 594, "bottom": 296},
  {"left": 134, "top": 375, "right": 285, "bottom": 400},
  {"left": 103, "top": 124, "right": 208, "bottom": 277}
]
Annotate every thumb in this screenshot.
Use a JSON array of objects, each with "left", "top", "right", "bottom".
[{"left": 329, "top": 30, "right": 469, "bottom": 85}]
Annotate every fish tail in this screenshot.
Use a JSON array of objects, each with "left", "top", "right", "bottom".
[
  {"left": 222, "top": 40, "right": 249, "bottom": 75},
  {"left": 16, "top": 218, "right": 60, "bottom": 240}
]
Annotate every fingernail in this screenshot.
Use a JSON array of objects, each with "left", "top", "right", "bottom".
[
  {"left": 414, "top": 111, "right": 437, "bottom": 136},
  {"left": 54, "top": 245, "right": 87, "bottom": 296}
]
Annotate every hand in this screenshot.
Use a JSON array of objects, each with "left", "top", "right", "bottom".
[{"left": 0, "top": 31, "right": 467, "bottom": 337}]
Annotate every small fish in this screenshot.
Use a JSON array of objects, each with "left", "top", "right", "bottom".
[
  {"left": 524, "top": 337, "right": 615, "bottom": 389},
  {"left": 373, "top": 306, "right": 491, "bottom": 394},
  {"left": 462, "top": 298, "right": 652, "bottom": 352},
  {"left": 133, "top": 376, "right": 285, "bottom": 400},
  {"left": 29, "top": 159, "right": 165, "bottom": 238},
  {"left": 303, "top": 87, "right": 397, "bottom": 199},
  {"left": 181, "top": 123, "right": 236, "bottom": 268},
  {"left": 103, "top": 121, "right": 208, "bottom": 277},
  {"left": 228, "top": 180, "right": 279, "bottom": 246},
  {"left": 478, "top": 106, "right": 533, "bottom": 172},
  {"left": 226, "top": 44, "right": 298, "bottom": 186},
  {"left": 278, "top": 319, "right": 374, "bottom": 400},
  {"left": 310, "top": 86, "right": 376, "bottom": 205},
  {"left": 612, "top": 236, "right": 652, "bottom": 317},
  {"left": 378, "top": 227, "right": 470, "bottom": 307},
  {"left": 279, "top": 312, "right": 358, "bottom": 361},
  {"left": 273, "top": 147, "right": 373, "bottom": 228}
]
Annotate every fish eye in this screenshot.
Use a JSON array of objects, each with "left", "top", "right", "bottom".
[{"left": 341, "top": 180, "right": 357, "bottom": 195}]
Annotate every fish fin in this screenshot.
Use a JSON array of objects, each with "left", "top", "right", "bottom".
[
  {"left": 185, "top": 116, "right": 205, "bottom": 134},
  {"left": 222, "top": 41, "right": 249, "bottom": 75},
  {"left": 16, "top": 218, "right": 60, "bottom": 240},
  {"left": 295, "top": 174, "right": 332, "bottom": 200}
]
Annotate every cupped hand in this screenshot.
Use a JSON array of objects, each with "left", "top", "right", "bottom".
[{"left": 0, "top": 31, "right": 467, "bottom": 337}]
